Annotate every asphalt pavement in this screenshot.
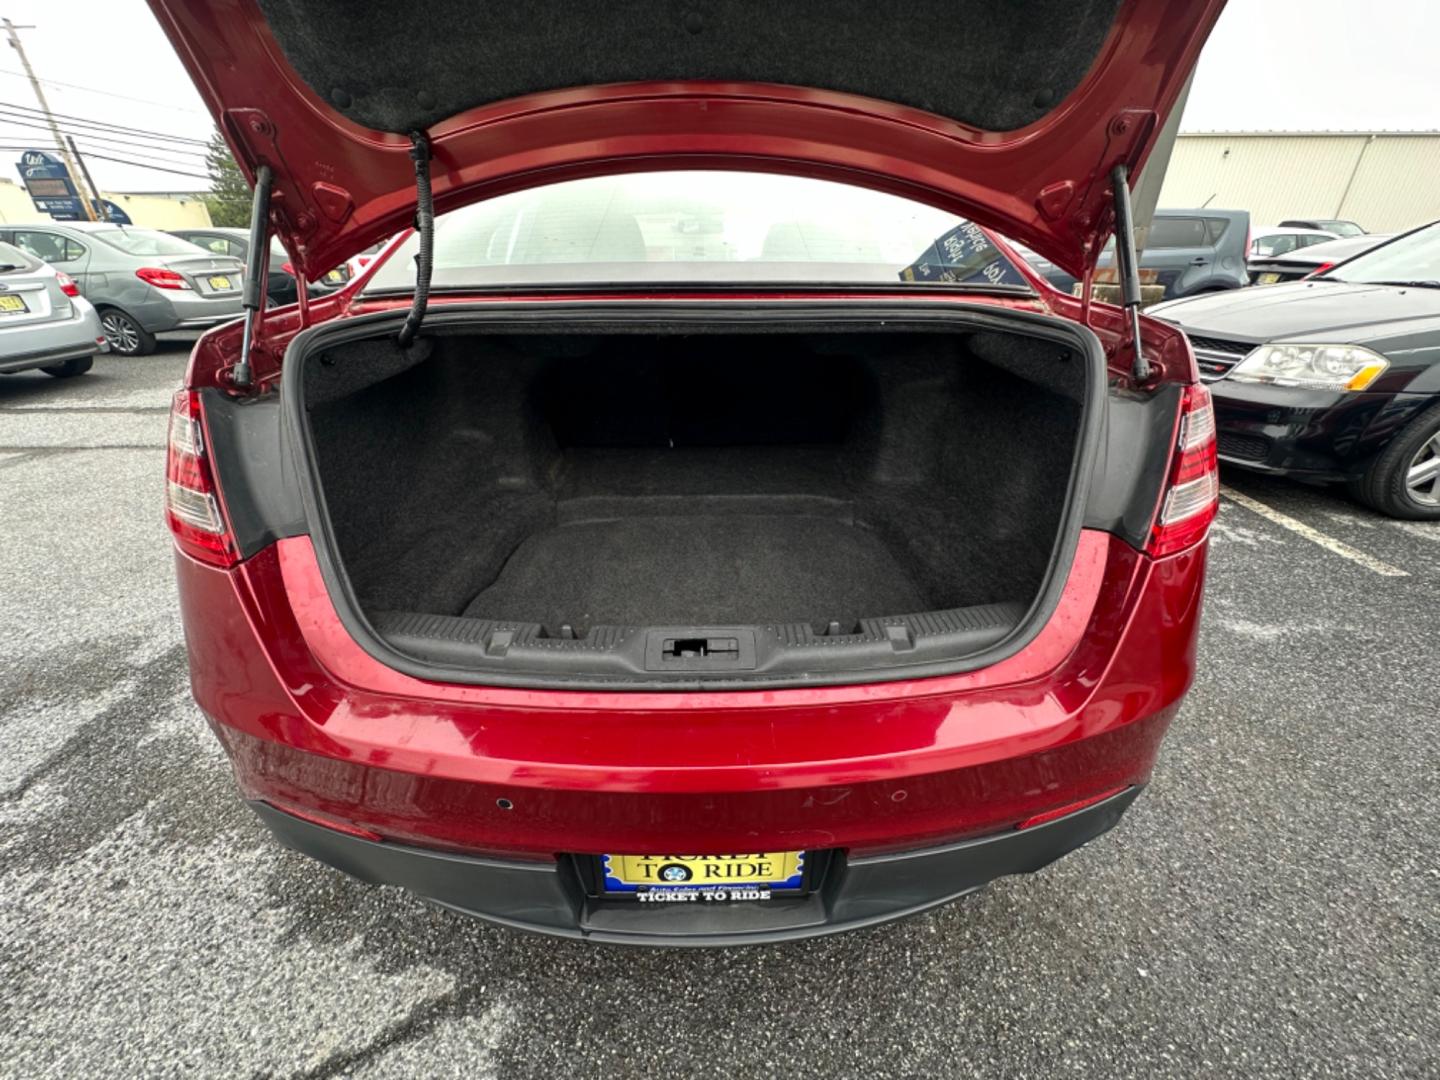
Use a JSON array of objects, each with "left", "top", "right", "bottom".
[{"left": 2, "top": 340, "right": 1436, "bottom": 1079}]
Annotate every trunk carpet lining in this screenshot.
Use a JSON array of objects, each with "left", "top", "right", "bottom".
[
  {"left": 463, "top": 512, "right": 927, "bottom": 632},
  {"left": 305, "top": 331, "right": 1086, "bottom": 632}
]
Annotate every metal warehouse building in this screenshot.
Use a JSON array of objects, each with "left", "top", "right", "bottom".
[{"left": 1157, "top": 131, "right": 1440, "bottom": 233}]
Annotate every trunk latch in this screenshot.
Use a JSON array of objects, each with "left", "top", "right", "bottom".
[{"left": 644, "top": 630, "right": 756, "bottom": 671}]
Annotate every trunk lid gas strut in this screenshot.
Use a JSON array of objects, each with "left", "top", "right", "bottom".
[
  {"left": 232, "top": 131, "right": 433, "bottom": 387},
  {"left": 234, "top": 163, "right": 272, "bottom": 389},
  {"left": 1107, "top": 163, "right": 1149, "bottom": 383}
]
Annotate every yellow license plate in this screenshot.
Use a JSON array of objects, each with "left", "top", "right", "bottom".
[
  {"left": 324, "top": 269, "right": 345, "bottom": 284},
  {"left": 1256, "top": 272, "right": 1282, "bottom": 285},
  {"left": 0, "top": 294, "right": 27, "bottom": 313},
  {"left": 208, "top": 275, "right": 232, "bottom": 290},
  {"left": 603, "top": 852, "right": 806, "bottom": 900}
]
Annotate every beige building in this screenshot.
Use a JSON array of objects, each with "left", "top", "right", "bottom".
[
  {"left": 0, "top": 178, "right": 213, "bottom": 229},
  {"left": 1158, "top": 131, "right": 1440, "bottom": 233}
]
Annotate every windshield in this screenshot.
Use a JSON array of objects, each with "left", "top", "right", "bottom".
[
  {"left": 92, "top": 228, "right": 212, "bottom": 257},
  {"left": 363, "top": 171, "right": 1031, "bottom": 292},
  {"left": 1322, "top": 222, "right": 1440, "bottom": 285}
]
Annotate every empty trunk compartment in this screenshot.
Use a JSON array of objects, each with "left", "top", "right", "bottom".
[{"left": 291, "top": 312, "right": 1100, "bottom": 685}]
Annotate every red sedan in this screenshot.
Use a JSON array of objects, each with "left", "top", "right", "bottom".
[{"left": 155, "top": 0, "right": 1224, "bottom": 943}]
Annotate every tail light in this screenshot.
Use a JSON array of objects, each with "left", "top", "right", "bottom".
[
  {"left": 136, "top": 267, "right": 192, "bottom": 291},
  {"left": 55, "top": 271, "right": 80, "bottom": 297},
  {"left": 166, "top": 390, "right": 238, "bottom": 567},
  {"left": 1148, "top": 383, "right": 1219, "bottom": 557},
  {"left": 1304, "top": 262, "right": 1334, "bottom": 279}
]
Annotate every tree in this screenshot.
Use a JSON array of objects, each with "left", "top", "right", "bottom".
[{"left": 203, "top": 132, "right": 251, "bottom": 227}]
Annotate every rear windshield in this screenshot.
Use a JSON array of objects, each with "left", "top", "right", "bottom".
[
  {"left": 363, "top": 171, "right": 1031, "bottom": 292},
  {"left": 91, "top": 228, "right": 208, "bottom": 257},
  {"left": 0, "top": 239, "right": 40, "bottom": 273}
]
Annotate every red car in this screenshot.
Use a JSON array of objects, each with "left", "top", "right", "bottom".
[{"left": 156, "top": 1, "right": 1224, "bottom": 944}]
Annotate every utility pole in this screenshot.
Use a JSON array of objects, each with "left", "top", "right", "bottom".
[
  {"left": 66, "top": 135, "right": 109, "bottom": 222},
  {"left": 3, "top": 17, "right": 98, "bottom": 221}
]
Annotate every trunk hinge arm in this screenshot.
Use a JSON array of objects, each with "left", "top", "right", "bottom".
[
  {"left": 234, "top": 163, "right": 274, "bottom": 390},
  {"left": 396, "top": 131, "right": 434, "bottom": 350},
  {"left": 1109, "top": 163, "right": 1149, "bottom": 383}
]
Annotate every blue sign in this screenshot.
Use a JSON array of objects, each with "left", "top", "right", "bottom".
[{"left": 14, "top": 149, "right": 130, "bottom": 223}]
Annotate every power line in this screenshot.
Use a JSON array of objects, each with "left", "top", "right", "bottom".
[
  {"left": 0, "top": 67, "right": 208, "bottom": 115},
  {"left": 0, "top": 115, "right": 209, "bottom": 158},
  {"left": 0, "top": 100, "right": 210, "bottom": 146},
  {"left": 68, "top": 140, "right": 211, "bottom": 172},
  {"left": 74, "top": 152, "right": 210, "bottom": 181}
]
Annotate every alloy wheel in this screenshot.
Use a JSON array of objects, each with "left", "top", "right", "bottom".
[
  {"left": 1406, "top": 431, "right": 1440, "bottom": 507},
  {"left": 101, "top": 312, "right": 141, "bottom": 354}
]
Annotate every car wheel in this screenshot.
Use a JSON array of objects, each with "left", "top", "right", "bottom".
[
  {"left": 98, "top": 308, "right": 157, "bottom": 356},
  {"left": 41, "top": 356, "right": 94, "bottom": 378},
  {"left": 1349, "top": 402, "right": 1440, "bottom": 520}
]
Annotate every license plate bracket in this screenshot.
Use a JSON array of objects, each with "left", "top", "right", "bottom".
[{"left": 599, "top": 852, "right": 807, "bottom": 903}]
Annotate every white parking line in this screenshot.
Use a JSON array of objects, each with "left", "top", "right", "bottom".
[
  {"left": 1388, "top": 520, "right": 1440, "bottom": 544},
  {"left": 1220, "top": 485, "right": 1409, "bottom": 577}
]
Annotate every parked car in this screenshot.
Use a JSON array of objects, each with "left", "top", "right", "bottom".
[
  {"left": 1247, "top": 225, "right": 1337, "bottom": 267},
  {"left": 1115, "top": 208, "right": 1252, "bottom": 299},
  {"left": 0, "top": 239, "right": 107, "bottom": 378},
  {"left": 169, "top": 228, "right": 296, "bottom": 306},
  {"left": 0, "top": 223, "right": 244, "bottom": 356},
  {"left": 169, "top": 227, "right": 357, "bottom": 302},
  {"left": 1246, "top": 232, "right": 1392, "bottom": 286},
  {"left": 1022, "top": 209, "right": 1252, "bottom": 300},
  {"left": 158, "top": 0, "right": 1223, "bottom": 943},
  {"left": 1279, "top": 218, "right": 1366, "bottom": 238},
  {"left": 1151, "top": 221, "right": 1440, "bottom": 518}
]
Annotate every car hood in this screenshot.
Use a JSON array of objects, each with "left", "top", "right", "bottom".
[
  {"left": 1151, "top": 280, "right": 1440, "bottom": 346},
  {"left": 149, "top": 0, "right": 1224, "bottom": 278}
]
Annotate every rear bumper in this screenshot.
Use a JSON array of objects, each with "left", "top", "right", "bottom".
[
  {"left": 175, "top": 528, "right": 1205, "bottom": 941},
  {"left": 250, "top": 786, "right": 1141, "bottom": 945},
  {"left": 0, "top": 304, "right": 104, "bottom": 373},
  {"left": 0, "top": 339, "right": 103, "bottom": 374},
  {"left": 1211, "top": 382, "right": 1435, "bottom": 480},
  {"left": 135, "top": 293, "right": 245, "bottom": 333}
]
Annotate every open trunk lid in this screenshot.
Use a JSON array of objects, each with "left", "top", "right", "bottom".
[{"left": 149, "top": 0, "right": 1223, "bottom": 278}]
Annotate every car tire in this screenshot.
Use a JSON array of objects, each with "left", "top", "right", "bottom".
[
  {"left": 41, "top": 356, "right": 94, "bottom": 378},
  {"left": 98, "top": 307, "right": 157, "bottom": 356},
  {"left": 1348, "top": 401, "right": 1440, "bottom": 520}
]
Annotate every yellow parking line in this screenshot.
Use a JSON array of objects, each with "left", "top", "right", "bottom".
[{"left": 1220, "top": 486, "right": 1409, "bottom": 577}]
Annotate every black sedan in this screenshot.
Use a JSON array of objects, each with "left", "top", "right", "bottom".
[{"left": 1150, "top": 222, "right": 1440, "bottom": 519}]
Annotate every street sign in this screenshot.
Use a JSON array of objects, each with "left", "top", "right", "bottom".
[{"left": 14, "top": 149, "right": 131, "bottom": 223}]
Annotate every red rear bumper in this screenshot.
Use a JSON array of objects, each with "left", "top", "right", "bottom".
[{"left": 177, "top": 528, "right": 1206, "bottom": 859}]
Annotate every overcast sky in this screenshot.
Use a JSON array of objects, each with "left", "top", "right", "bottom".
[{"left": 2, "top": 0, "right": 1438, "bottom": 193}]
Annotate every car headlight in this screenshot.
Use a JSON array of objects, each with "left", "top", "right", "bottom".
[{"left": 1227, "top": 343, "right": 1389, "bottom": 391}]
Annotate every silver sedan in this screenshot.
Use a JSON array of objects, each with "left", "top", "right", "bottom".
[
  {"left": 0, "top": 239, "right": 107, "bottom": 378},
  {"left": 0, "top": 223, "right": 245, "bottom": 356}
]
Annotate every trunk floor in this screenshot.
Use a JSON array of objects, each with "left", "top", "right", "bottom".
[{"left": 464, "top": 514, "right": 929, "bottom": 630}]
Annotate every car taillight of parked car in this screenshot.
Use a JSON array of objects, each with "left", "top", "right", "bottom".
[
  {"left": 166, "top": 390, "right": 239, "bottom": 567},
  {"left": 136, "top": 267, "right": 192, "bottom": 291},
  {"left": 1148, "top": 383, "right": 1219, "bottom": 557},
  {"left": 1304, "top": 262, "right": 1334, "bottom": 279},
  {"left": 55, "top": 271, "right": 80, "bottom": 297}
]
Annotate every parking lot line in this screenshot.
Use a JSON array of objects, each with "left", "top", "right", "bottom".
[
  {"left": 1220, "top": 485, "right": 1409, "bottom": 577},
  {"left": 1387, "top": 520, "right": 1440, "bottom": 544}
]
